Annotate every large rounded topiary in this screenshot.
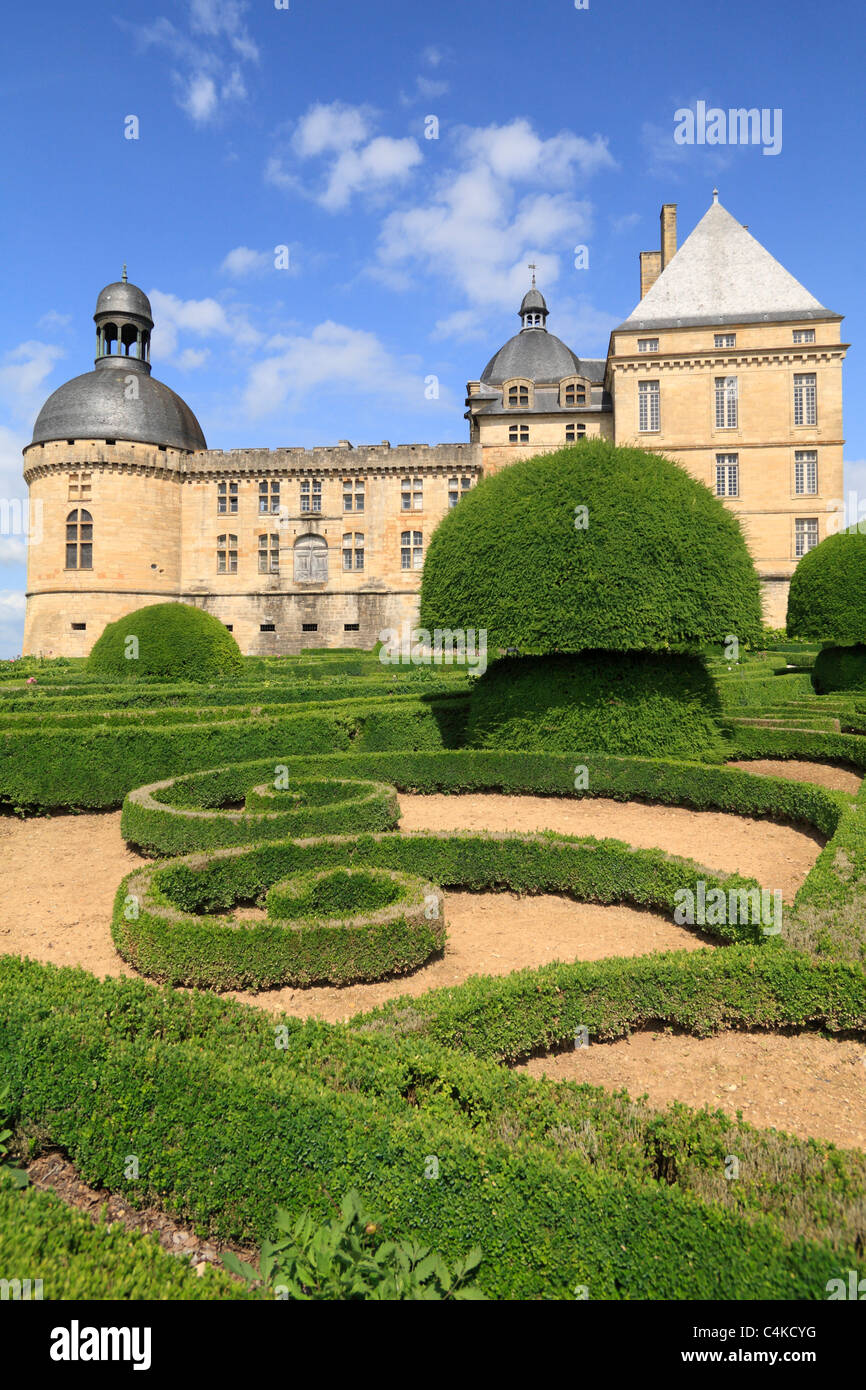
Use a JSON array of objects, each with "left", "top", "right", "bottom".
[
  {"left": 88, "top": 602, "right": 243, "bottom": 681},
  {"left": 420, "top": 441, "right": 762, "bottom": 652},
  {"left": 787, "top": 528, "right": 866, "bottom": 692},
  {"left": 420, "top": 442, "right": 761, "bottom": 754}
]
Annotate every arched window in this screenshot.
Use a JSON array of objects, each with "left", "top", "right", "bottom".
[
  {"left": 400, "top": 530, "right": 423, "bottom": 571},
  {"left": 561, "top": 378, "right": 587, "bottom": 408},
  {"left": 217, "top": 534, "right": 238, "bottom": 574},
  {"left": 258, "top": 533, "right": 279, "bottom": 574},
  {"left": 101, "top": 322, "right": 118, "bottom": 356},
  {"left": 65, "top": 509, "right": 93, "bottom": 570},
  {"left": 294, "top": 533, "right": 328, "bottom": 582},
  {"left": 342, "top": 532, "right": 364, "bottom": 572},
  {"left": 505, "top": 380, "right": 531, "bottom": 408},
  {"left": 120, "top": 323, "right": 140, "bottom": 357}
]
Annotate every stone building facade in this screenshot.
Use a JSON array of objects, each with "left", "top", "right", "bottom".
[{"left": 23, "top": 194, "right": 847, "bottom": 654}]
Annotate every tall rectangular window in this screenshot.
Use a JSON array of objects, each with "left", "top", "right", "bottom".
[
  {"left": 342, "top": 532, "right": 365, "bottom": 571},
  {"left": 714, "top": 376, "right": 738, "bottom": 429},
  {"left": 793, "top": 373, "right": 817, "bottom": 426},
  {"left": 448, "top": 476, "right": 472, "bottom": 508},
  {"left": 217, "top": 481, "right": 238, "bottom": 514},
  {"left": 401, "top": 530, "right": 423, "bottom": 570},
  {"left": 342, "top": 478, "right": 365, "bottom": 512},
  {"left": 401, "top": 477, "right": 423, "bottom": 511},
  {"left": 715, "top": 454, "right": 739, "bottom": 497},
  {"left": 794, "top": 450, "right": 818, "bottom": 495},
  {"left": 300, "top": 478, "right": 322, "bottom": 513},
  {"left": 217, "top": 533, "right": 238, "bottom": 574},
  {"left": 258, "top": 533, "right": 279, "bottom": 574},
  {"left": 795, "top": 518, "right": 819, "bottom": 558},
  {"left": 258, "top": 480, "right": 280, "bottom": 514},
  {"left": 638, "top": 380, "right": 660, "bottom": 432}
]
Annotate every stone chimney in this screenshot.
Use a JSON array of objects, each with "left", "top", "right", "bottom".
[
  {"left": 660, "top": 203, "right": 677, "bottom": 269},
  {"left": 638, "top": 204, "right": 677, "bottom": 299},
  {"left": 640, "top": 250, "right": 662, "bottom": 299}
]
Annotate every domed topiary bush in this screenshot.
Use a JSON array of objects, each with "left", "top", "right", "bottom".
[
  {"left": 787, "top": 528, "right": 866, "bottom": 692},
  {"left": 88, "top": 602, "right": 243, "bottom": 681},
  {"left": 420, "top": 441, "right": 762, "bottom": 754}
]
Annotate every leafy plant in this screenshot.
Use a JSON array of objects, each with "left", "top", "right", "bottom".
[
  {"left": 223, "top": 1191, "right": 485, "bottom": 1300},
  {"left": 0, "top": 1084, "right": 29, "bottom": 1189}
]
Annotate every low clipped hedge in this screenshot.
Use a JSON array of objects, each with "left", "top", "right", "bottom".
[
  {"left": 0, "top": 1185, "right": 246, "bottom": 1301},
  {"left": 1, "top": 956, "right": 859, "bottom": 1301},
  {"left": 466, "top": 651, "right": 724, "bottom": 758},
  {"left": 115, "top": 841, "right": 446, "bottom": 989},
  {"left": 0, "top": 697, "right": 469, "bottom": 810},
  {"left": 123, "top": 774, "right": 400, "bottom": 855},
  {"left": 812, "top": 644, "right": 866, "bottom": 694},
  {"left": 112, "top": 820, "right": 775, "bottom": 990},
  {"left": 88, "top": 602, "right": 244, "bottom": 681},
  {"left": 121, "top": 748, "right": 848, "bottom": 858}
]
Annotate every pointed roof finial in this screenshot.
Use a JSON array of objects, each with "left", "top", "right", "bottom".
[
  {"left": 712, "top": 188, "right": 719, "bottom": 204},
  {"left": 122, "top": 263, "right": 128, "bottom": 283},
  {"left": 528, "top": 262, "right": 537, "bottom": 287}
]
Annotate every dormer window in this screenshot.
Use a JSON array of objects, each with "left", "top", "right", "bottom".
[
  {"left": 523, "top": 312, "right": 543, "bottom": 327},
  {"left": 561, "top": 378, "right": 587, "bottom": 408},
  {"left": 505, "top": 380, "right": 532, "bottom": 409}
]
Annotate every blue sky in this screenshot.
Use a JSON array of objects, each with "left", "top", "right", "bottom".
[{"left": 1, "top": 0, "right": 863, "bottom": 654}]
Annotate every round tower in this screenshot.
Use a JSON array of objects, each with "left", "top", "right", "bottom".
[{"left": 23, "top": 272, "right": 206, "bottom": 656}]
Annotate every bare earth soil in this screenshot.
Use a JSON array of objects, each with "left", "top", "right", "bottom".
[
  {"left": 1, "top": 783, "right": 862, "bottom": 1147},
  {"left": 725, "top": 757, "right": 863, "bottom": 795},
  {"left": 519, "top": 1029, "right": 866, "bottom": 1152}
]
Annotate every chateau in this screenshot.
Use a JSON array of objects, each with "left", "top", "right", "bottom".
[{"left": 23, "top": 194, "right": 847, "bottom": 655}]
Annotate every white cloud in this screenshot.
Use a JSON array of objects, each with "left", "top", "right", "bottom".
[
  {"left": 0, "top": 342, "right": 65, "bottom": 421},
  {"left": 320, "top": 136, "right": 423, "bottom": 212},
  {"left": 372, "top": 118, "right": 614, "bottom": 321},
  {"left": 242, "top": 320, "right": 434, "bottom": 419},
  {"left": 292, "top": 101, "right": 373, "bottom": 157},
  {"left": 220, "top": 246, "right": 272, "bottom": 277},
  {"left": 125, "top": 0, "right": 258, "bottom": 126},
  {"left": 0, "top": 538, "right": 26, "bottom": 564},
  {"left": 148, "top": 289, "right": 261, "bottom": 361},
  {"left": 268, "top": 102, "right": 423, "bottom": 211}
]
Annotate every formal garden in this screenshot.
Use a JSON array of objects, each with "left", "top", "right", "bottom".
[{"left": 3, "top": 441, "right": 866, "bottom": 1301}]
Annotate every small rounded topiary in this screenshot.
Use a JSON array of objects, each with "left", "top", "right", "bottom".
[
  {"left": 88, "top": 603, "right": 243, "bottom": 681},
  {"left": 810, "top": 644, "right": 866, "bottom": 694},
  {"left": 787, "top": 527, "right": 866, "bottom": 644},
  {"left": 420, "top": 441, "right": 763, "bottom": 652}
]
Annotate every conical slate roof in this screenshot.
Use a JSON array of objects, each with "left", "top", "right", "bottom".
[{"left": 619, "top": 199, "right": 837, "bottom": 330}]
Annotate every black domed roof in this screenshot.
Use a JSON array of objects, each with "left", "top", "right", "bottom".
[
  {"left": 95, "top": 281, "right": 153, "bottom": 323},
  {"left": 31, "top": 366, "right": 206, "bottom": 451},
  {"left": 481, "top": 331, "right": 581, "bottom": 385}
]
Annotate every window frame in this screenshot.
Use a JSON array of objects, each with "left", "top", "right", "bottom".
[
  {"left": 793, "top": 373, "right": 817, "bottom": 427},
  {"left": 715, "top": 453, "right": 739, "bottom": 498},
  {"left": 216, "top": 532, "right": 238, "bottom": 575},
  {"left": 638, "top": 380, "right": 660, "bottom": 432},
  {"left": 714, "top": 375, "right": 739, "bottom": 430}
]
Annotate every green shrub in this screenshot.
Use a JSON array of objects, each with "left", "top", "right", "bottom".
[
  {"left": 266, "top": 867, "right": 409, "bottom": 919},
  {"left": 87, "top": 602, "right": 244, "bottom": 681},
  {"left": 0, "top": 1185, "right": 246, "bottom": 1300},
  {"left": 1, "top": 956, "right": 860, "bottom": 1300},
  {"left": 811, "top": 644, "right": 866, "bottom": 694},
  {"left": 420, "top": 441, "right": 763, "bottom": 652},
  {"left": 224, "top": 1190, "right": 485, "bottom": 1300},
  {"left": 466, "top": 651, "right": 724, "bottom": 757},
  {"left": 787, "top": 527, "right": 866, "bottom": 643}
]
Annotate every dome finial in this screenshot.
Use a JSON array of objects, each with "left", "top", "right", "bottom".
[
  {"left": 122, "top": 263, "right": 128, "bottom": 283},
  {"left": 528, "top": 261, "right": 537, "bottom": 288},
  {"left": 712, "top": 188, "right": 719, "bottom": 204}
]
